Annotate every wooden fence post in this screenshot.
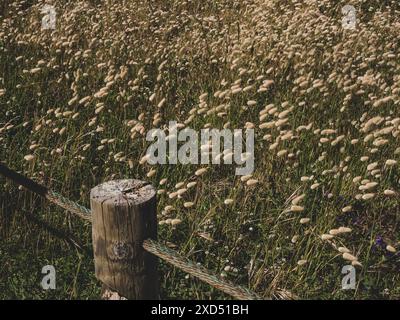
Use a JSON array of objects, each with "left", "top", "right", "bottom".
[{"left": 90, "top": 179, "right": 159, "bottom": 299}]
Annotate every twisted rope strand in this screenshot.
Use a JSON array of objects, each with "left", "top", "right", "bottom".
[
  {"left": 0, "top": 163, "right": 91, "bottom": 221},
  {"left": 143, "top": 239, "right": 261, "bottom": 300},
  {"left": 46, "top": 190, "right": 92, "bottom": 222}
]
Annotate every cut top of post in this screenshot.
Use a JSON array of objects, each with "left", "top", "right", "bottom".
[{"left": 90, "top": 179, "right": 156, "bottom": 206}]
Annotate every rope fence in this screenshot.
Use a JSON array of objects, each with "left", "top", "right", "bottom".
[
  {"left": 0, "top": 162, "right": 262, "bottom": 300},
  {"left": 143, "top": 239, "right": 261, "bottom": 300}
]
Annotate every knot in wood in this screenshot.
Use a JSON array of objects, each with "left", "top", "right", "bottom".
[{"left": 111, "top": 242, "right": 133, "bottom": 260}]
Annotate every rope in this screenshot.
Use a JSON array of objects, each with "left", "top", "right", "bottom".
[
  {"left": 0, "top": 162, "right": 91, "bottom": 222},
  {"left": 0, "top": 162, "right": 260, "bottom": 300},
  {"left": 46, "top": 190, "right": 92, "bottom": 222},
  {"left": 0, "top": 163, "right": 47, "bottom": 196},
  {"left": 143, "top": 239, "right": 261, "bottom": 300}
]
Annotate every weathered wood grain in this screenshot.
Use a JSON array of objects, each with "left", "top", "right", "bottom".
[{"left": 91, "top": 179, "right": 159, "bottom": 299}]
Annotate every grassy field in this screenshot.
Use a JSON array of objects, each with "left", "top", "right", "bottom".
[{"left": 0, "top": 0, "right": 400, "bottom": 300}]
